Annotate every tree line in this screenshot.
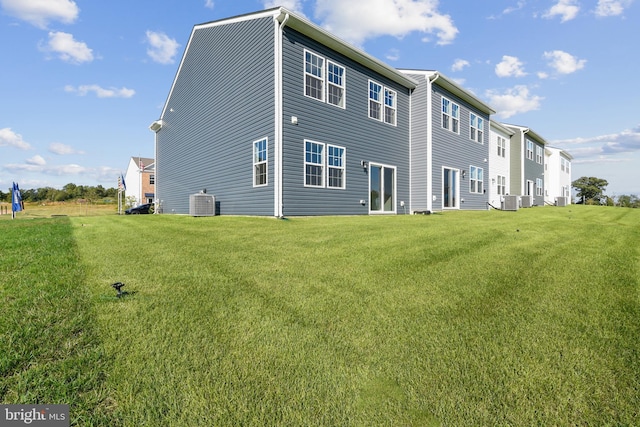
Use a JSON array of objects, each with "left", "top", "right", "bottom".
[
  {"left": 1, "top": 183, "right": 118, "bottom": 204},
  {"left": 572, "top": 176, "right": 640, "bottom": 208}
]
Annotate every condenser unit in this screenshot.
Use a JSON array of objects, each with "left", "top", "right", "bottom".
[
  {"left": 189, "top": 193, "right": 216, "bottom": 216},
  {"left": 556, "top": 196, "right": 568, "bottom": 207},
  {"left": 503, "top": 195, "right": 519, "bottom": 211},
  {"left": 521, "top": 195, "right": 533, "bottom": 208}
]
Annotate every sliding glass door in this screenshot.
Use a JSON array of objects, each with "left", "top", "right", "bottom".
[
  {"left": 443, "top": 167, "right": 459, "bottom": 209},
  {"left": 370, "top": 163, "right": 396, "bottom": 213}
]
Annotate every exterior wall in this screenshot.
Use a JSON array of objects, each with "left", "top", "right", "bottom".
[
  {"left": 523, "top": 137, "right": 545, "bottom": 206},
  {"left": 405, "top": 73, "right": 430, "bottom": 213},
  {"left": 431, "top": 85, "right": 490, "bottom": 210},
  {"left": 488, "top": 124, "right": 511, "bottom": 207},
  {"left": 141, "top": 168, "right": 155, "bottom": 204},
  {"left": 155, "top": 16, "right": 276, "bottom": 215},
  {"left": 544, "top": 148, "right": 572, "bottom": 204},
  {"left": 509, "top": 130, "right": 523, "bottom": 196},
  {"left": 279, "top": 28, "right": 411, "bottom": 215},
  {"left": 124, "top": 158, "right": 154, "bottom": 207}
]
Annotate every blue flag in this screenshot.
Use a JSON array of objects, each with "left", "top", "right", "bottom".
[
  {"left": 12, "top": 182, "right": 23, "bottom": 212},
  {"left": 120, "top": 173, "right": 127, "bottom": 191}
]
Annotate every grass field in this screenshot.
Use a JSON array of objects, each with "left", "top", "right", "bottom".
[{"left": 1, "top": 206, "right": 638, "bottom": 426}]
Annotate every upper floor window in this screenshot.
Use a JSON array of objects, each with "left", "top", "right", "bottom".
[
  {"left": 149, "top": 174, "right": 155, "bottom": 185},
  {"left": 526, "top": 140, "right": 534, "bottom": 160},
  {"left": 442, "top": 97, "right": 459, "bottom": 133},
  {"left": 470, "top": 113, "right": 484, "bottom": 143},
  {"left": 369, "top": 80, "right": 396, "bottom": 126},
  {"left": 497, "top": 136, "right": 506, "bottom": 157},
  {"left": 561, "top": 158, "right": 566, "bottom": 172},
  {"left": 253, "top": 138, "right": 268, "bottom": 187},
  {"left": 565, "top": 160, "right": 570, "bottom": 174},
  {"left": 536, "top": 146, "right": 543, "bottom": 164},
  {"left": 304, "top": 50, "right": 324, "bottom": 101},
  {"left": 469, "top": 166, "right": 483, "bottom": 194},
  {"left": 327, "top": 61, "right": 345, "bottom": 108}
]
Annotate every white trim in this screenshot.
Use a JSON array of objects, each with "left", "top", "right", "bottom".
[
  {"left": 274, "top": 16, "right": 285, "bottom": 217},
  {"left": 384, "top": 87, "right": 397, "bottom": 126},
  {"left": 327, "top": 60, "right": 346, "bottom": 109},
  {"left": 368, "top": 79, "right": 382, "bottom": 121},
  {"left": 368, "top": 162, "right": 397, "bottom": 214},
  {"left": 303, "top": 140, "right": 325, "bottom": 188},
  {"left": 442, "top": 166, "right": 461, "bottom": 210},
  {"left": 252, "top": 137, "right": 268, "bottom": 187},
  {"left": 303, "top": 49, "right": 325, "bottom": 103},
  {"left": 441, "top": 96, "right": 460, "bottom": 134},
  {"left": 327, "top": 144, "right": 346, "bottom": 189}
]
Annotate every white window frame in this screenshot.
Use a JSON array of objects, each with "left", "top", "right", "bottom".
[
  {"left": 384, "top": 88, "right": 397, "bottom": 126},
  {"left": 496, "top": 175, "right": 506, "bottom": 196},
  {"left": 369, "top": 80, "right": 397, "bottom": 126},
  {"left": 497, "top": 137, "right": 506, "bottom": 157},
  {"left": 304, "top": 50, "right": 324, "bottom": 102},
  {"left": 327, "top": 60, "right": 346, "bottom": 109},
  {"left": 565, "top": 160, "right": 570, "bottom": 174},
  {"left": 526, "top": 140, "right": 534, "bottom": 161},
  {"left": 327, "top": 144, "right": 346, "bottom": 189},
  {"left": 536, "top": 178, "right": 543, "bottom": 196},
  {"left": 442, "top": 97, "right": 459, "bottom": 133},
  {"left": 304, "top": 140, "right": 324, "bottom": 188},
  {"left": 536, "top": 146, "right": 543, "bottom": 164},
  {"left": 304, "top": 140, "right": 346, "bottom": 189},
  {"left": 368, "top": 80, "right": 382, "bottom": 121},
  {"left": 470, "top": 113, "right": 484, "bottom": 143},
  {"left": 469, "top": 166, "right": 483, "bottom": 194},
  {"left": 253, "top": 137, "right": 268, "bottom": 187}
]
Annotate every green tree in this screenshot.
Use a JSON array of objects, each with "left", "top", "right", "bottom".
[{"left": 572, "top": 176, "right": 608, "bottom": 204}]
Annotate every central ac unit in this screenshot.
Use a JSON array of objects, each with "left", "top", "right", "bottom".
[
  {"left": 521, "top": 195, "right": 533, "bottom": 208},
  {"left": 189, "top": 194, "right": 216, "bottom": 216},
  {"left": 503, "top": 195, "right": 519, "bottom": 211},
  {"left": 556, "top": 196, "right": 568, "bottom": 207}
]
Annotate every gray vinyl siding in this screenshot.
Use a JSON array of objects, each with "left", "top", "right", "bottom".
[
  {"left": 156, "top": 17, "right": 275, "bottom": 215},
  {"left": 524, "top": 138, "right": 545, "bottom": 206},
  {"left": 406, "top": 74, "right": 430, "bottom": 212},
  {"left": 510, "top": 133, "right": 523, "bottom": 195},
  {"left": 431, "top": 85, "right": 489, "bottom": 210},
  {"left": 280, "top": 28, "right": 411, "bottom": 215}
]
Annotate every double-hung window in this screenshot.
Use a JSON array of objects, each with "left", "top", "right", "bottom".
[
  {"left": 442, "top": 97, "right": 459, "bottom": 133},
  {"left": 305, "top": 50, "right": 346, "bottom": 108},
  {"left": 469, "top": 166, "right": 483, "bottom": 194},
  {"left": 536, "top": 146, "right": 543, "bottom": 164},
  {"left": 253, "top": 138, "right": 268, "bottom": 187},
  {"left": 497, "top": 137, "right": 506, "bottom": 157},
  {"left": 304, "top": 51, "right": 324, "bottom": 101},
  {"left": 497, "top": 175, "right": 506, "bottom": 195},
  {"left": 369, "top": 80, "right": 396, "bottom": 126},
  {"left": 470, "top": 113, "right": 484, "bottom": 143},
  {"left": 327, "top": 61, "right": 345, "bottom": 108},
  {"left": 536, "top": 178, "right": 543, "bottom": 196},
  {"left": 305, "top": 141, "right": 346, "bottom": 189},
  {"left": 526, "top": 140, "right": 534, "bottom": 160}
]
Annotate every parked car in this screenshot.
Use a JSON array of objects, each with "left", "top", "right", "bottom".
[{"left": 125, "top": 203, "right": 152, "bottom": 214}]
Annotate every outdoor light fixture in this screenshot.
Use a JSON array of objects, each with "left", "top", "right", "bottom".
[
  {"left": 462, "top": 170, "right": 467, "bottom": 178},
  {"left": 112, "top": 282, "right": 125, "bottom": 298},
  {"left": 361, "top": 160, "right": 368, "bottom": 170}
]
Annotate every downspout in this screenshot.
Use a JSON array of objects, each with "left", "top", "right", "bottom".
[
  {"left": 426, "top": 73, "right": 440, "bottom": 212},
  {"left": 522, "top": 128, "right": 529, "bottom": 197},
  {"left": 273, "top": 11, "right": 289, "bottom": 217}
]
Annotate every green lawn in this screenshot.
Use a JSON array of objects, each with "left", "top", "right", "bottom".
[{"left": 1, "top": 206, "right": 639, "bottom": 426}]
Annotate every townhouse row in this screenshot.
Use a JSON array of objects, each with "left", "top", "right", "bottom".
[{"left": 149, "top": 7, "right": 572, "bottom": 216}]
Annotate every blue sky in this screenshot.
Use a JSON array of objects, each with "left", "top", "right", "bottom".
[{"left": 1, "top": 0, "right": 638, "bottom": 196}]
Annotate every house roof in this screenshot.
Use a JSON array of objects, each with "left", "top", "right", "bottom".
[
  {"left": 545, "top": 146, "right": 574, "bottom": 160},
  {"left": 399, "top": 69, "right": 496, "bottom": 116},
  {"left": 490, "top": 120, "right": 515, "bottom": 136},
  {"left": 502, "top": 123, "right": 548, "bottom": 145},
  {"left": 132, "top": 157, "right": 155, "bottom": 170}
]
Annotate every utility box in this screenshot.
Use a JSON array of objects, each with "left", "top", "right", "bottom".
[
  {"left": 189, "top": 194, "right": 216, "bottom": 216},
  {"left": 503, "top": 195, "right": 519, "bottom": 211},
  {"left": 521, "top": 195, "right": 533, "bottom": 208},
  {"left": 556, "top": 196, "right": 568, "bottom": 207}
]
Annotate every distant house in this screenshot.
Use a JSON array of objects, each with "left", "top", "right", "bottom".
[
  {"left": 503, "top": 124, "right": 546, "bottom": 207},
  {"left": 401, "top": 70, "right": 494, "bottom": 212},
  {"left": 544, "top": 147, "right": 573, "bottom": 205},
  {"left": 124, "top": 157, "right": 155, "bottom": 207},
  {"left": 488, "top": 120, "right": 514, "bottom": 208},
  {"left": 151, "top": 7, "right": 416, "bottom": 216}
]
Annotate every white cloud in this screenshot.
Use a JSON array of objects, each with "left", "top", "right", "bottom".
[
  {"left": 543, "top": 0, "right": 580, "bottom": 22},
  {"left": 26, "top": 155, "right": 46, "bottom": 166},
  {"left": 49, "top": 142, "right": 85, "bottom": 155},
  {"left": 263, "top": 0, "right": 304, "bottom": 13},
  {"left": 4, "top": 162, "right": 87, "bottom": 175},
  {"left": 386, "top": 48, "right": 400, "bottom": 61},
  {"left": 594, "top": 0, "right": 632, "bottom": 16},
  {"left": 553, "top": 125, "right": 640, "bottom": 156},
  {"left": 451, "top": 59, "right": 470, "bottom": 72},
  {"left": 495, "top": 55, "right": 527, "bottom": 78},
  {"left": 43, "top": 31, "right": 93, "bottom": 64},
  {"left": 204, "top": 0, "right": 214, "bottom": 10},
  {"left": 485, "top": 85, "right": 543, "bottom": 118},
  {"left": 0, "top": 0, "right": 79, "bottom": 29},
  {"left": 0, "top": 128, "right": 32, "bottom": 150},
  {"left": 145, "top": 30, "right": 180, "bottom": 64},
  {"left": 543, "top": 50, "right": 586, "bottom": 74},
  {"left": 314, "top": 0, "right": 458, "bottom": 46},
  {"left": 64, "top": 85, "right": 135, "bottom": 98}
]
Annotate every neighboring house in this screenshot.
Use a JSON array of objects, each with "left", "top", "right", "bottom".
[
  {"left": 151, "top": 7, "right": 416, "bottom": 216},
  {"left": 400, "top": 70, "right": 494, "bottom": 212},
  {"left": 124, "top": 157, "right": 155, "bottom": 207},
  {"left": 503, "top": 124, "right": 546, "bottom": 207},
  {"left": 544, "top": 147, "right": 573, "bottom": 205},
  {"left": 488, "top": 120, "right": 513, "bottom": 208}
]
